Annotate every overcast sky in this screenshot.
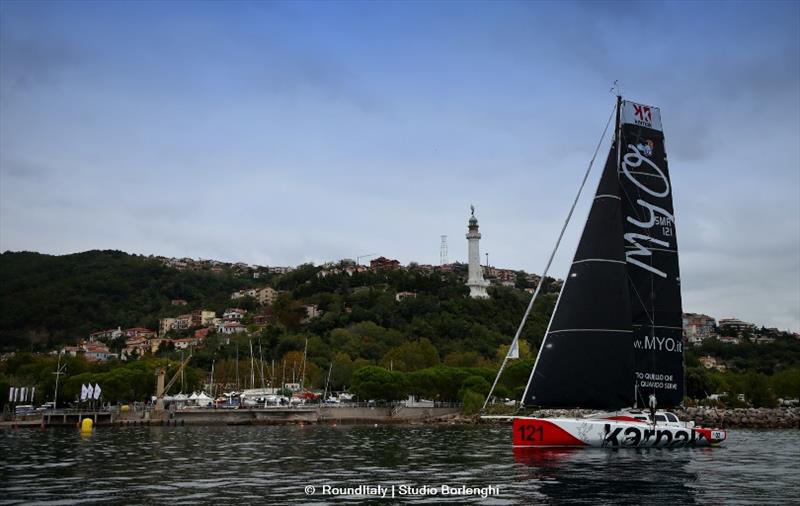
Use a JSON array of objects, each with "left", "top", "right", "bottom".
[{"left": 1, "top": 1, "right": 798, "bottom": 331}]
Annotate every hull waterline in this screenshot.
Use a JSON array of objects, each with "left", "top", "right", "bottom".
[{"left": 513, "top": 416, "right": 727, "bottom": 448}]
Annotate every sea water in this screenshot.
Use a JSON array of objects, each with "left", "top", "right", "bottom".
[{"left": 1, "top": 425, "right": 797, "bottom": 504}]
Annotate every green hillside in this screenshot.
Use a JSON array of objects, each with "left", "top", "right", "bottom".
[
  {"left": 0, "top": 250, "right": 257, "bottom": 350},
  {"left": 1, "top": 250, "right": 798, "bottom": 409}
]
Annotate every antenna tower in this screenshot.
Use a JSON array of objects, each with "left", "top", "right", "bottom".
[{"left": 440, "top": 235, "right": 448, "bottom": 265}]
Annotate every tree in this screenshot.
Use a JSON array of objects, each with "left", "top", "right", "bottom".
[
  {"left": 329, "top": 352, "right": 354, "bottom": 390},
  {"left": 351, "top": 366, "right": 407, "bottom": 401},
  {"left": 743, "top": 371, "right": 777, "bottom": 408},
  {"left": 444, "top": 351, "right": 483, "bottom": 368},
  {"left": 380, "top": 339, "right": 439, "bottom": 371},
  {"left": 495, "top": 340, "right": 532, "bottom": 362}
]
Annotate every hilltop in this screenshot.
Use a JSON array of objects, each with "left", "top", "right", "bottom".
[{"left": 0, "top": 249, "right": 559, "bottom": 355}]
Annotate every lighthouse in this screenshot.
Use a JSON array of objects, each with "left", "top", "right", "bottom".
[{"left": 466, "top": 205, "right": 489, "bottom": 299}]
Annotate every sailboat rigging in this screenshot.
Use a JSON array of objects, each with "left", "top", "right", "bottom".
[{"left": 504, "top": 95, "right": 726, "bottom": 447}]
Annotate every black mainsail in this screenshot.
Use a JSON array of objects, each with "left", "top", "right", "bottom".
[{"left": 522, "top": 98, "right": 684, "bottom": 410}]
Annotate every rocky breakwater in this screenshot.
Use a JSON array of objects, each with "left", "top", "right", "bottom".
[{"left": 676, "top": 407, "right": 800, "bottom": 429}]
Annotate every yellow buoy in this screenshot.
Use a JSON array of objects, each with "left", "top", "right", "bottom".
[{"left": 80, "top": 418, "right": 93, "bottom": 434}]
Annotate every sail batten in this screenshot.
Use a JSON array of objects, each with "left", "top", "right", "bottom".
[
  {"left": 548, "top": 329, "right": 633, "bottom": 334},
  {"left": 523, "top": 97, "right": 684, "bottom": 410}
]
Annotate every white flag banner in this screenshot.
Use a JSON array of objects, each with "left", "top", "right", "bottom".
[
  {"left": 80, "top": 384, "right": 88, "bottom": 401},
  {"left": 507, "top": 338, "right": 519, "bottom": 360},
  {"left": 9, "top": 387, "right": 15, "bottom": 402},
  {"left": 21, "top": 387, "right": 27, "bottom": 402},
  {"left": 86, "top": 384, "right": 94, "bottom": 400},
  {"left": 31, "top": 387, "right": 36, "bottom": 403},
  {"left": 93, "top": 383, "right": 102, "bottom": 400}
]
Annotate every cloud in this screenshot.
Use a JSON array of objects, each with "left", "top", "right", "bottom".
[
  {"left": 0, "top": 27, "right": 83, "bottom": 96},
  {"left": 0, "top": 1, "right": 798, "bottom": 333},
  {"left": 0, "top": 158, "right": 53, "bottom": 181}
]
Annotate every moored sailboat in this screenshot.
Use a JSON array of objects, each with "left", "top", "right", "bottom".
[{"left": 506, "top": 95, "right": 727, "bottom": 448}]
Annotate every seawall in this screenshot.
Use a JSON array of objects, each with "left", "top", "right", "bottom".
[
  {"left": 675, "top": 407, "right": 800, "bottom": 429},
  {"left": 113, "top": 405, "right": 462, "bottom": 426}
]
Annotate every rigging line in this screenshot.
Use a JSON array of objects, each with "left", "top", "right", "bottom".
[
  {"left": 627, "top": 272, "right": 655, "bottom": 326},
  {"left": 481, "top": 101, "right": 618, "bottom": 413}
]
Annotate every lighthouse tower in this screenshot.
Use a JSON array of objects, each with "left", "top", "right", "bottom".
[{"left": 466, "top": 206, "right": 489, "bottom": 299}]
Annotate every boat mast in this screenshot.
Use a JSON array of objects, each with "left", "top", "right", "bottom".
[
  {"left": 323, "top": 362, "right": 333, "bottom": 400},
  {"left": 249, "top": 339, "right": 255, "bottom": 389},
  {"left": 210, "top": 359, "right": 215, "bottom": 398},
  {"left": 258, "top": 340, "right": 266, "bottom": 390},
  {"left": 615, "top": 94, "right": 640, "bottom": 409},
  {"left": 615, "top": 94, "right": 638, "bottom": 408},
  {"left": 180, "top": 350, "right": 185, "bottom": 392},
  {"left": 235, "top": 342, "right": 240, "bottom": 391},
  {"left": 52, "top": 352, "right": 66, "bottom": 409},
  {"left": 300, "top": 338, "right": 308, "bottom": 390}
]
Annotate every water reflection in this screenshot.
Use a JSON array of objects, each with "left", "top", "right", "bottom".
[
  {"left": 0, "top": 426, "right": 797, "bottom": 505},
  {"left": 514, "top": 445, "right": 704, "bottom": 504}
]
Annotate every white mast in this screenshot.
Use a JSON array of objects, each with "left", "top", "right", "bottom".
[
  {"left": 323, "top": 362, "right": 333, "bottom": 400},
  {"left": 210, "top": 360, "right": 215, "bottom": 398},
  {"left": 249, "top": 339, "right": 255, "bottom": 389},
  {"left": 300, "top": 338, "right": 308, "bottom": 390},
  {"left": 52, "top": 352, "right": 66, "bottom": 409}
]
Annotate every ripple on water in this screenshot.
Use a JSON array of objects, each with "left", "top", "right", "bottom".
[{"left": 1, "top": 426, "right": 798, "bottom": 504}]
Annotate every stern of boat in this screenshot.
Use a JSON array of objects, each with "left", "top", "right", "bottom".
[{"left": 512, "top": 417, "right": 588, "bottom": 447}]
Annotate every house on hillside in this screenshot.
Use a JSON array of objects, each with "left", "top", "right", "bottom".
[
  {"left": 370, "top": 256, "right": 401, "bottom": 271},
  {"left": 125, "top": 327, "right": 156, "bottom": 339},
  {"left": 88, "top": 327, "right": 123, "bottom": 342},
  {"left": 683, "top": 313, "right": 717, "bottom": 346},
  {"left": 218, "top": 321, "right": 246, "bottom": 335},
  {"left": 174, "top": 337, "right": 199, "bottom": 350},
  {"left": 698, "top": 355, "right": 726, "bottom": 372},
  {"left": 223, "top": 308, "right": 247, "bottom": 322},
  {"left": 84, "top": 342, "right": 118, "bottom": 362},
  {"left": 301, "top": 304, "right": 322, "bottom": 323}
]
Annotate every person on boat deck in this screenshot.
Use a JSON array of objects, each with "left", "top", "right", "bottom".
[{"left": 648, "top": 394, "right": 657, "bottom": 422}]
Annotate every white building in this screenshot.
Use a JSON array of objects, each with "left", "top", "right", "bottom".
[
  {"left": 465, "top": 206, "right": 489, "bottom": 299},
  {"left": 218, "top": 321, "right": 246, "bottom": 334}
]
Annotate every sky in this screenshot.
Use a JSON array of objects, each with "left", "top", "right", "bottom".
[{"left": 1, "top": 1, "right": 798, "bottom": 332}]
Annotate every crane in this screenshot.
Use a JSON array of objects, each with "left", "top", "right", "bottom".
[
  {"left": 154, "top": 352, "right": 193, "bottom": 411},
  {"left": 356, "top": 253, "right": 376, "bottom": 265}
]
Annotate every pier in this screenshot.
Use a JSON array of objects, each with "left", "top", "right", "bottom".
[{"left": 3, "top": 404, "right": 462, "bottom": 428}]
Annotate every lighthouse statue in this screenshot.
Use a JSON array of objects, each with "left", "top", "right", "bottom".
[{"left": 466, "top": 205, "right": 489, "bottom": 299}]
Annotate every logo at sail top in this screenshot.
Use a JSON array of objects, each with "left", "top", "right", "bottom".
[{"left": 629, "top": 103, "right": 654, "bottom": 128}]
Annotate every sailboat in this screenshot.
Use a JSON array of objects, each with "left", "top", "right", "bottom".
[{"left": 510, "top": 95, "right": 727, "bottom": 448}]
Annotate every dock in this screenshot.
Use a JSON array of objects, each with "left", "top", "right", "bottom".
[{"left": 3, "top": 404, "right": 461, "bottom": 428}]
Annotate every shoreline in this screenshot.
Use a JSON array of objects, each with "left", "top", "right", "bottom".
[{"left": 4, "top": 407, "right": 798, "bottom": 429}]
